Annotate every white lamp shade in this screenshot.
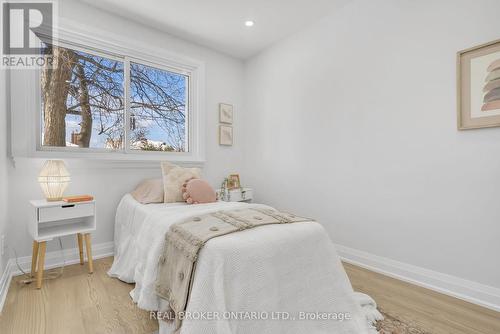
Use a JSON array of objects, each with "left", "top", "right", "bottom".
[{"left": 38, "top": 160, "right": 71, "bottom": 201}]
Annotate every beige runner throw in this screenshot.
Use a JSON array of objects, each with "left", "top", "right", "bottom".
[{"left": 155, "top": 207, "right": 312, "bottom": 332}]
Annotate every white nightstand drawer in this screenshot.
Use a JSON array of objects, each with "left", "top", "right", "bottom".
[{"left": 38, "top": 203, "right": 95, "bottom": 223}]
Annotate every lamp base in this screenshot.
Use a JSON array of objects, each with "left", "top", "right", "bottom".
[{"left": 46, "top": 197, "right": 63, "bottom": 202}]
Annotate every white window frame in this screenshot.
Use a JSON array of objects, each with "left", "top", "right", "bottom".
[{"left": 10, "top": 23, "right": 205, "bottom": 165}]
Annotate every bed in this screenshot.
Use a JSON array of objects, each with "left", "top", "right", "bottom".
[{"left": 109, "top": 194, "right": 380, "bottom": 334}]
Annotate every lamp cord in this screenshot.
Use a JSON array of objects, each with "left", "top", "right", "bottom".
[{"left": 13, "top": 237, "right": 66, "bottom": 285}]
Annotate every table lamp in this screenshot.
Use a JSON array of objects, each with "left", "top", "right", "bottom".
[{"left": 38, "top": 160, "right": 71, "bottom": 201}]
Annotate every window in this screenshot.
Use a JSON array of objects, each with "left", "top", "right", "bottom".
[
  {"left": 130, "top": 62, "right": 188, "bottom": 152},
  {"left": 40, "top": 44, "right": 189, "bottom": 153}
]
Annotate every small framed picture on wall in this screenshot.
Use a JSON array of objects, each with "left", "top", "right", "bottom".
[
  {"left": 219, "top": 103, "right": 234, "bottom": 124},
  {"left": 457, "top": 38, "right": 500, "bottom": 129},
  {"left": 219, "top": 125, "right": 233, "bottom": 146}
]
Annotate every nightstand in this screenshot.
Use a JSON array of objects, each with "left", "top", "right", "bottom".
[
  {"left": 29, "top": 199, "right": 96, "bottom": 288},
  {"left": 217, "top": 187, "right": 253, "bottom": 202}
]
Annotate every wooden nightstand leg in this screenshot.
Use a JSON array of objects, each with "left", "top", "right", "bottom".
[
  {"left": 84, "top": 234, "right": 93, "bottom": 274},
  {"left": 31, "top": 241, "right": 39, "bottom": 278},
  {"left": 36, "top": 241, "right": 47, "bottom": 289},
  {"left": 77, "top": 233, "right": 84, "bottom": 265}
]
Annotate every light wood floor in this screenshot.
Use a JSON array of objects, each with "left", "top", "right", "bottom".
[
  {"left": 1, "top": 257, "right": 499, "bottom": 334},
  {"left": 344, "top": 262, "right": 500, "bottom": 334},
  {"left": 0, "top": 257, "right": 158, "bottom": 334}
]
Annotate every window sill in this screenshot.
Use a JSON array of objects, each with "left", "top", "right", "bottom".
[{"left": 12, "top": 152, "right": 205, "bottom": 170}]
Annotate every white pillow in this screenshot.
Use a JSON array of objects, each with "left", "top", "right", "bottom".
[
  {"left": 130, "top": 178, "right": 164, "bottom": 204},
  {"left": 161, "top": 162, "right": 201, "bottom": 203}
]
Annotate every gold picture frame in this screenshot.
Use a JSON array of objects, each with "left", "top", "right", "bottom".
[
  {"left": 227, "top": 174, "right": 241, "bottom": 189},
  {"left": 457, "top": 38, "right": 500, "bottom": 130}
]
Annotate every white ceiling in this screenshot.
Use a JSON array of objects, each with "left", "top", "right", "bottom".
[{"left": 79, "top": 0, "right": 347, "bottom": 59}]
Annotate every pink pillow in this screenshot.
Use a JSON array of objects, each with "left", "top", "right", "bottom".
[{"left": 181, "top": 178, "right": 216, "bottom": 204}]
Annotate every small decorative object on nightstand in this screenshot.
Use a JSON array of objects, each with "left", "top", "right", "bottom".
[
  {"left": 29, "top": 199, "right": 96, "bottom": 289},
  {"left": 217, "top": 187, "right": 253, "bottom": 202}
]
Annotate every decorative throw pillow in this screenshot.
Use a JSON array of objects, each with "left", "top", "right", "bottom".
[
  {"left": 130, "top": 178, "right": 164, "bottom": 204},
  {"left": 181, "top": 178, "right": 217, "bottom": 204},
  {"left": 161, "top": 162, "right": 201, "bottom": 203}
]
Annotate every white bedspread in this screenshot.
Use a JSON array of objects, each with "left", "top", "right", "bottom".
[{"left": 109, "top": 194, "right": 379, "bottom": 334}]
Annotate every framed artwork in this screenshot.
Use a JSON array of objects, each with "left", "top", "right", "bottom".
[
  {"left": 219, "top": 125, "right": 233, "bottom": 146},
  {"left": 227, "top": 174, "right": 241, "bottom": 189},
  {"left": 457, "top": 38, "right": 500, "bottom": 130},
  {"left": 219, "top": 103, "right": 233, "bottom": 124}
]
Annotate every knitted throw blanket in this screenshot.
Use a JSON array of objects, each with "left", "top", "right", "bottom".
[{"left": 155, "top": 207, "right": 312, "bottom": 332}]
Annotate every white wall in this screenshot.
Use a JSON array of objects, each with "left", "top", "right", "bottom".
[
  {"left": 243, "top": 0, "right": 500, "bottom": 289},
  {"left": 6, "top": 0, "right": 245, "bottom": 256}
]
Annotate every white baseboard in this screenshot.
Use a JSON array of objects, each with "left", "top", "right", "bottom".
[
  {"left": 336, "top": 244, "right": 500, "bottom": 313},
  {"left": 0, "top": 241, "right": 114, "bottom": 313}
]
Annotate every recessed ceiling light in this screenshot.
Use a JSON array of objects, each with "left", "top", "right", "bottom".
[{"left": 245, "top": 20, "right": 254, "bottom": 27}]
